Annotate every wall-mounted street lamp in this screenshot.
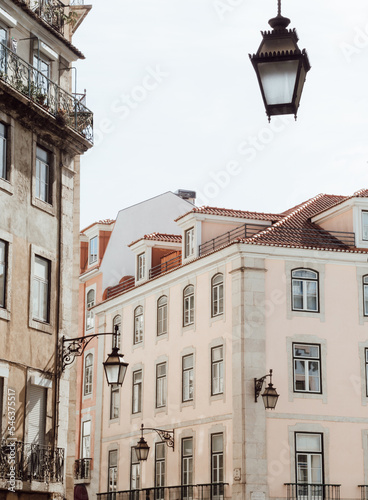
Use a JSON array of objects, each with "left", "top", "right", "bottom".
[
  {"left": 135, "top": 423, "right": 175, "bottom": 461},
  {"left": 61, "top": 326, "right": 129, "bottom": 386},
  {"left": 254, "top": 369, "right": 279, "bottom": 410},
  {"left": 249, "top": 0, "right": 311, "bottom": 121}
]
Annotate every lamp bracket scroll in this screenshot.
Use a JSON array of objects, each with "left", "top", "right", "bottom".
[{"left": 142, "top": 424, "right": 174, "bottom": 450}]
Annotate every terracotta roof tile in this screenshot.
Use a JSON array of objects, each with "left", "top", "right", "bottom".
[
  {"left": 129, "top": 233, "right": 182, "bottom": 247},
  {"left": 175, "top": 206, "right": 284, "bottom": 222}
]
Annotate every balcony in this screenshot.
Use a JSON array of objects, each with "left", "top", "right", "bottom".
[
  {"left": 359, "top": 485, "right": 368, "bottom": 500},
  {"left": 0, "top": 43, "right": 93, "bottom": 143},
  {"left": 106, "top": 276, "right": 135, "bottom": 299},
  {"left": 149, "top": 253, "right": 182, "bottom": 279},
  {"left": 20, "top": 0, "right": 71, "bottom": 35},
  {"left": 0, "top": 440, "right": 64, "bottom": 484},
  {"left": 285, "top": 483, "right": 341, "bottom": 500},
  {"left": 74, "top": 458, "right": 91, "bottom": 483},
  {"left": 97, "top": 483, "right": 229, "bottom": 500}
]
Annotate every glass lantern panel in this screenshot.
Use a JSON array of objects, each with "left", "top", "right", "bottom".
[{"left": 258, "top": 60, "right": 299, "bottom": 105}]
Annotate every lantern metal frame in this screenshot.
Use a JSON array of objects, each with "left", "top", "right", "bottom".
[
  {"left": 135, "top": 423, "right": 174, "bottom": 462},
  {"left": 254, "top": 369, "right": 280, "bottom": 409}
]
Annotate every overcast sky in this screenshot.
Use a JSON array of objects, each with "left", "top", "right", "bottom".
[{"left": 73, "top": 0, "right": 368, "bottom": 229}]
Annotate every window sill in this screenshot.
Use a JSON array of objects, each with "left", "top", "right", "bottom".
[
  {"left": 29, "top": 318, "right": 53, "bottom": 334},
  {"left": 0, "top": 308, "right": 10, "bottom": 321},
  {"left": 0, "top": 178, "right": 13, "bottom": 195},
  {"left": 210, "top": 393, "right": 224, "bottom": 402},
  {"left": 32, "top": 196, "right": 56, "bottom": 216}
]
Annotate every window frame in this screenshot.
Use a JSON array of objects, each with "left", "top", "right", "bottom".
[
  {"left": 137, "top": 252, "right": 145, "bottom": 281},
  {"left": 293, "top": 343, "right": 321, "bottom": 394},
  {"left": 155, "top": 442, "right": 166, "bottom": 491},
  {"left": 112, "top": 315, "right": 121, "bottom": 349},
  {"left": 108, "top": 449, "right": 118, "bottom": 493},
  {"left": 130, "top": 447, "right": 141, "bottom": 491},
  {"left": 211, "top": 273, "right": 224, "bottom": 318},
  {"left": 291, "top": 268, "right": 319, "bottom": 313},
  {"left": 211, "top": 433, "right": 224, "bottom": 491},
  {"left": 0, "top": 239, "right": 7, "bottom": 309},
  {"left": 156, "top": 362, "right": 167, "bottom": 409},
  {"left": 35, "top": 145, "right": 51, "bottom": 204},
  {"left": 363, "top": 276, "right": 368, "bottom": 317},
  {"left": 295, "top": 432, "right": 324, "bottom": 485},
  {"left": 0, "top": 122, "right": 7, "bottom": 181},
  {"left": 184, "top": 227, "right": 195, "bottom": 258},
  {"left": 81, "top": 420, "right": 91, "bottom": 459},
  {"left": 365, "top": 348, "right": 368, "bottom": 398},
  {"left": 89, "top": 236, "right": 98, "bottom": 265},
  {"left": 132, "top": 369, "right": 142, "bottom": 414},
  {"left": 134, "top": 306, "right": 144, "bottom": 345},
  {"left": 86, "top": 289, "right": 95, "bottom": 330},
  {"left": 110, "top": 384, "right": 120, "bottom": 420},
  {"left": 362, "top": 212, "right": 368, "bottom": 241},
  {"left": 32, "top": 254, "right": 50, "bottom": 324},
  {"left": 83, "top": 353, "right": 93, "bottom": 396},
  {"left": 183, "top": 285, "right": 194, "bottom": 327},
  {"left": 157, "top": 295, "right": 168, "bottom": 336},
  {"left": 182, "top": 354, "right": 194, "bottom": 402},
  {"left": 181, "top": 437, "right": 193, "bottom": 487},
  {"left": 211, "top": 345, "right": 224, "bottom": 396}
]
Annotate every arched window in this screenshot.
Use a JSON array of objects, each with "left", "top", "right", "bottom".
[
  {"left": 112, "top": 315, "right": 121, "bottom": 349},
  {"left": 291, "top": 269, "right": 319, "bottom": 312},
  {"left": 363, "top": 276, "right": 368, "bottom": 316},
  {"left": 211, "top": 274, "right": 224, "bottom": 317},
  {"left": 134, "top": 306, "right": 143, "bottom": 344},
  {"left": 86, "top": 289, "right": 95, "bottom": 329},
  {"left": 84, "top": 353, "right": 93, "bottom": 396},
  {"left": 157, "top": 296, "right": 168, "bottom": 336},
  {"left": 183, "top": 285, "right": 194, "bottom": 326}
]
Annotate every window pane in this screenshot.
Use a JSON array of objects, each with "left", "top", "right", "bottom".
[
  {"left": 296, "top": 433, "right": 321, "bottom": 452},
  {"left": 363, "top": 212, "right": 368, "bottom": 241},
  {"left": 0, "top": 240, "right": 6, "bottom": 308},
  {"left": 292, "top": 269, "right": 318, "bottom": 279},
  {"left": 33, "top": 256, "right": 49, "bottom": 322},
  {"left": 0, "top": 123, "right": 6, "bottom": 180},
  {"left": 364, "top": 283, "right": 368, "bottom": 316},
  {"left": 306, "top": 281, "right": 317, "bottom": 311}
]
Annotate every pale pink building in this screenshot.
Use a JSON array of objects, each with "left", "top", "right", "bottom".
[{"left": 86, "top": 189, "right": 368, "bottom": 500}]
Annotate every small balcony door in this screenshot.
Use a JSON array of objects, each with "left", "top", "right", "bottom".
[{"left": 295, "top": 433, "right": 323, "bottom": 500}]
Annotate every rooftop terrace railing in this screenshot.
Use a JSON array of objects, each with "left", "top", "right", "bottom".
[
  {"left": 149, "top": 253, "right": 182, "bottom": 279},
  {"left": 0, "top": 42, "right": 93, "bottom": 143},
  {"left": 106, "top": 276, "right": 136, "bottom": 299},
  {"left": 97, "top": 483, "right": 230, "bottom": 500}
]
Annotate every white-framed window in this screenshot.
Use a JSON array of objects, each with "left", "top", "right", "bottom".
[
  {"left": 33, "top": 53, "right": 50, "bottom": 96},
  {"left": 134, "top": 306, "right": 143, "bottom": 344},
  {"left": 363, "top": 276, "right": 368, "bottom": 317},
  {"left": 157, "top": 296, "right": 168, "bottom": 336},
  {"left": 211, "top": 274, "right": 224, "bottom": 317},
  {"left": 132, "top": 369, "right": 142, "bottom": 414},
  {"left": 81, "top": 420, "right": 91, "bottom": 458},
  {"left": 35, "top": 146, "right": 50, "bottom": 204},
  {"left": 291, "top": 269, "right": 319, "bottom": 312},
  {"left": 211, "top": 433, "right": 224, "bottom": 498},
  {"left": 293, "top": 344, "right": 321, "bottom": 393},
  {"left": 0, "top": 27, "right": 7, "bottom": 74},
  {"left": 185, "top": 227, "right": 194, "bottom": 258},
  {"left": 33, "top": 255, "right": 50, "bottom": 323},
  {"left": 131, "top": 447, "right": 141, "bottom": 490},
  {"left": 362, "top": 212, "right": 368, "bottom": 241},
  {"left": 0, "top": 377, "right": 3, "bottom": 436},
  {"left": 86, "top": 289, "right": 95, "bottom": 330},
  {"left": 365, "top": 349, "right": 368, "bottom": 397},
  {"left": 183, "top": 285, "right": 194, "bottom": 326},
  {"left": 84, "top": 353, "right": 93, "bottom": 396},
  {"left": 112, "top": 315, "right": 121, "bottom": 349},
  {"left": 89, "top": 236, "right": 98, "bottom": 265},
  {"left": 0, "top": 239, "right": 7, "bottom": 308},
  {"left": 0, "top": 122, "right": 7, "bottom": 180},
  {"left": 108, "top": 449, "right": 118, "bottom": 492},
  {"left": 156, "top": 362, "right": 167, "bottom": 408},
  {"left": 211, "top": 346, "right": 224, "bottom": 396},
  {"left": 110, "top": 384, "right": 119, "bottom": 419},
  {"left": 137, "top": 253, "right": 145, "bottom": 281},
  {"left": 181, "top": 437, "right": 193, "bottom": 488},
  {"left": 182, "top": 354, "right": 194, "bottom": 402},
  {"left": 295, "top": 433, "right": 323, "bottom": 485},
  {"left": 155, "top": 442, "right": 166, "bottom": 494}
]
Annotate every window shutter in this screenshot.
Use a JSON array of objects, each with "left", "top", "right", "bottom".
[{"left": 28, "top": 385, "right": 46, "bottom": 445}]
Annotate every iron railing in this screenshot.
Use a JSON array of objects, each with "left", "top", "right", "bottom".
[
  {"left": 0, "top": 440, "right": 64, "bottom": 484},
  {"left": 285, "top": 483, "right": 341, "bottom": 500},
  {"left": 97, "top": 483, "right": 229, "bottom": 500},
  {"left": 28, "top": 0, "right": 67, "bottom": 34},
  {"left": 359, "top": 485, "right": 368, "bottom": 500},
  {"left": 199, "top": 223, "right": 356, "bottom": 257},
  {"left": 0, "top": 42, "right": 93, "bottom": 143},
  {"left": 70, "top": 0, "right": 85, "bottom": 4},
  {"left": 149, "top": 254, "right": 182, "bottom": 279},
  {"left": 106, "top": 276, "right": 136, "bottom": 299},
  {"left": 74, "top": 458, "right": 91, "bottom": 481}
]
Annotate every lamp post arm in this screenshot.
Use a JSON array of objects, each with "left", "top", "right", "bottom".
[
  {"left": 140, "top": 424, "right": 175, "bottom": 450},
  {"left": 254, "top": 369, "right": 273, "bottom": 402}
]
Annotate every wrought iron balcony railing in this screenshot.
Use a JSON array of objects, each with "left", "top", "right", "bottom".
[
  {"left": 359, "top": 485, "right": 368, "bottom": 500},
  {"left": 97, "top": 483, "right": 229, "bottom": 500},
  {"left": 74, "top": 458, "right": 91, "bottom": 481},
  {"left": 0, "top": 440, "right": 64, "bottom": 484},
  {"left": 0, "top": 42, "right": 93, "bottom": 143},
  {"left": 28, "top": 0, "right": 67, "bottom": 34},
  {"left": 106, "top": 276, "right": 135, "bottom": 299},
  {"left": 285, "top": 483, "right": 341, "bottom": 500},
  {"left": 149, "top": 253, "right": 182, "bottom": 279}
]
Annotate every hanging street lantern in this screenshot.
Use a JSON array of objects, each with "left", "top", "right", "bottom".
[{"left": 249, "top": 0, "right": 311, "bottom": 121}]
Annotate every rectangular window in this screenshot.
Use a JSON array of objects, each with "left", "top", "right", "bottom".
[
  {"left": 108, "top": 450, "right": 118, "bottom": 492},
  {"left": 0, "top": 27, "right": 7, "bottom": 74},
  {"left": 211, "top": 346, "right": 224, "bottom": 396},
  {"left": 84, "top": 354, "right": 93, "bottom": 396},
  {"left": 89, "top": 236, "right": 98, "bottom": 264},
  {"left": 33, "top": 54, "right": 50, "bottom": 96},
  {"left": 0, "top": 239, "right": 7, "bottom": 308},
  {"left": 137, "top": 253, "right": 145, "bottom": 281},
  {"left": 365, "top": 349, "right": 368, "bottom": 397},
  {"left": 0, "top": 122, "right": 7, "bottom": 180},
  {"left": 293, "top": 344, "right": 321, "bottom": 393},
  {"left": 132, "top": 370, "right": 142, "bottom": 414},
  {"left": 156, "top": 362, "right": 167, "bottom": 408},
  {"left": 134, "top": 307, "right": 144, "bottom": 344},
  {"left": 295, "top": 433, "right": 323, "bottom": 486},
  {"left": 182, "top": 354, "right": 194, "bottom": 402},
  {"left": 0, "top": 377, "right": 3, "bottom": 436},
  {"left": 364, "top": 276, "right": 368, "bottom": 316},
  {"left": 185, "top": 228, "right": 194, "bottom": 258},
  {"left": 110, "top": 384, "right": 119, "bottom": 419},
  {"left": 35, "top": 146, "right": 50, "bottom": 203},
  {"left": 82, "top": 420, "right": 91, "bottom": 458},
  {"left": 155, "top": 442, "right": 166, "bottom": 495},
  {"left": 211, "top": 433, "right": 224, "bottom": 499},
  {"left": 363, "top": 212, "right": 368, "bottom": 241},
  {"left": 182, "top": 437, "right": 193, "bottom": 494},
  {"left": 33, "top": 255, "right": 50, "bottom": 323},
  {"left": 131, "top": 447, "right": 140, "bottom": 490}
]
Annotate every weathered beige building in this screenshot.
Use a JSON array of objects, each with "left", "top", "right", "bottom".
[{"left": 0, "top": 0, "right": 93, "bottom": 498}]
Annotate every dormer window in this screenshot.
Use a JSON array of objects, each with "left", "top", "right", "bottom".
[
  {"left": 137, "top": 253, "right": 145, "bottom": 281},
  {"left": 185, "top": 227, "right": 194, "bottom": 258},
  {"left": 362, "top": 212, "right": 368, "bottom": 241},
  {"left": 89, "top": 236, "right": 98, "bottom": 265}
]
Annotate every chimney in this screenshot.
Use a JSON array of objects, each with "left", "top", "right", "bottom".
[{"left": 175, "top": 189, "right": 196, "bottom": 205}]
